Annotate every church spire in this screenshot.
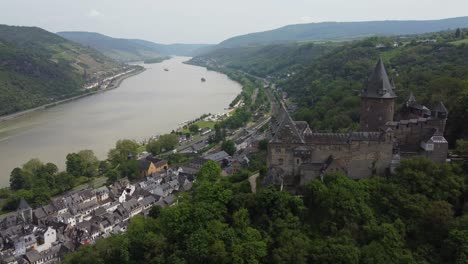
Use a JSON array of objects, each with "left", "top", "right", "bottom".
[{"left": 361, "top": 58, "right": 397, "bottom": 99}]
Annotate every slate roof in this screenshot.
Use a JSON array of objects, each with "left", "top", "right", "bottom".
[
  {"left": 361, "top": 58, "right": 397, "bottom": 99},
  {"left": 204, "top": 151, "right": 230, "bottom": 162},
  {"left": 139, "top": 159, "right": 152, "bottom": 171},
  {"left": 18, "top": 198, "right": 31, "bottom": 210},
  {"left": 270, "top": 104, "right": 305, "bottom": 144},
  {"left": 305, "top": 131, "right": 384, "bottom": 144},
  {"left": 433, "top": 101, "right": 448, "bottom": 113},
  {"left": 145, "top": 155, "right": 167, "bottom": 167}
]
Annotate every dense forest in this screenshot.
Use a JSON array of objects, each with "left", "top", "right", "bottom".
[
  {"left": 189, "top": 42, "right": 336, "bottom": 78},
  {"left": 63, "top": 158, "right": 468, "bottom": 264},
  {"left": 0, "top": 25, "right": 120, "bottom": 116}
]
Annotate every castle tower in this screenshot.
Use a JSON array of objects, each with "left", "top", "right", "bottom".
[
  {"left": 360, "top": 59, "right": 397, "bottom": 131},
  {"left": 431, "top": 101, "right": 448, "bottom": 134},
  {"left": 17, "top": 198, "right": 32, "bottom": 224}
]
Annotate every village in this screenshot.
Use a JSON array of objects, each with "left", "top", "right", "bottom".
[{"left": 0, "top": 106, "right": 269, "bottom": 264}]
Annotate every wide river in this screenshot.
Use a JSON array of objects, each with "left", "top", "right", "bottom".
[{"left": 0, "top": 57, "right": 241, "bottom": 186}]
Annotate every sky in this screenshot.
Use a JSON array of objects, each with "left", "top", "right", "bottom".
[{"left": 1, "top": 0, "right": 468, "bottom": 44}]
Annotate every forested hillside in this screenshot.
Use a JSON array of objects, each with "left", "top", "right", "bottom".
[
  {"left": 281, "top": 30, "right": 468, "bottom": 145},
  {"left": 58, "top": 32, "right": 213, "bottom": 62},
  {"left": 189, "top": 42, "right": 336, "bottom": 78},
  {"left": 193, "top": 28, "right": 468, "bottom": 145},
  {"left": 63, "top": 159, "right": 468, "bottom": 264},
  {"left": 0, "top": 25, "right": 121, "bottom": 116},
  {"left": 218, "top": 16, "right": 468, "bottom": 47}
]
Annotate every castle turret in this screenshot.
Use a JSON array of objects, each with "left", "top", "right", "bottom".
[
  {"left": 360, "top": 59, "right": 396, "bottom": 131},
  {"left": 431, "top": 101, "right": 448, "bottom": 133}
]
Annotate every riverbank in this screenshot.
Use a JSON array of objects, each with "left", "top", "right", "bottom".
[{"left": 0, "top": 67, "right": 146, "bottom": 123}]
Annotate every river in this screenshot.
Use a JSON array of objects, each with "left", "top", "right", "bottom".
[{"left": 0, "top": 57, "right": 241, "bottom": 186}]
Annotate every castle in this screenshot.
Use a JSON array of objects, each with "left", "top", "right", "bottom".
[{"left": 266, "top": 59, "right": 449, "bottom": 192}]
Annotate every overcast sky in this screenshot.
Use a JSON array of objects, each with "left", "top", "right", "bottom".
[{"left": 1, "top": 0, "right": 467, "bottom": 44}]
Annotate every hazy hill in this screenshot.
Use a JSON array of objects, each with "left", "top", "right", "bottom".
[
  {"left": 218, "top": 16, "right": 468, "bottom": 47},
  {"left": 0, "top": 25, "right": 121, "bottom": 116},
  {"left": 189, "top": 42, "right": 337, "bottom": 77},
  {"left": 57, "top": 31, "right": 213, "bottom": 62}
]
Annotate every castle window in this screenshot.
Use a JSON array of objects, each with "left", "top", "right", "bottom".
[{"left": 297, "top": 159, "right": 300, "bottom": 164}]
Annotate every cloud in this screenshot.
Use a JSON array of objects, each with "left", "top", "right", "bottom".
[{"left": 87, "top": 9, "right": 101, "bottom": 17}]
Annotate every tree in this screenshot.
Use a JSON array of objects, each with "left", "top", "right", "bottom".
[
  {"left": 196, "top": 160, "right": 222, "bottom": 182},
  {"left": 189, "top": 124, "right": 199, "bottom": 134},
  {"left": 146, "top": 139, "right": 162, "bottom": 155},
  {"left": 149, "top": 205, "right": 162, "bottom": 219},
  {"left": 9, "top": 168, "right": 29, "bottom": 190},
  {"left": 77, "top": 150, "right": 99, "bottom": 177},
  {"left": 108, "top": 139, "right": 140, "bottom": 165},
  {"left": 455, "top": 28, "right": 462, "bottom": 38},
  {"left": 22, "top": 158, "right": 43, "bottom": 174},
  {"left": 66, "top": 153, "right": 83, "bottom": 177},
  {"left": 119, "top": 160, "right": 140, "bottom": 181},
  {"left": 55, "top": 172, "right": 75, "bottom": 192},
  {"left": 105, "top": 169, "right": 120, "bottom": 184},
  {"left": 159, "top": 134, "right": 179, "bottom": 152},
  {"left": 393, "top": 158, "right": 464, "bottom": 202},
  {"left": 258, "top": 139, "right": 268, "bottom": 151},
  {"left": 221, "top": 140, "right": 236, "bottom": 156},
  {"left": 456, "top": 139, "right": 468, "bottom": 155}
]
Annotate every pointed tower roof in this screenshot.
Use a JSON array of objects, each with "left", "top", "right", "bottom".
[
  {"left": 18, "top": 198, "right": 31, "bottom": 210},
  {"left": 433, "top": 101, "right": 448, "bottom": 113},
  {"left": 361, "top": 58, "right": 397, "bottom": 99},
  {"left": 271, "top": 104, "right": 305, "bottom": 144}
]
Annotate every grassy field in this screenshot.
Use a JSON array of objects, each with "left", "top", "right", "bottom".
[
  {"left": 449, "top": 38, "right": 468, "bottom": 46},
  {"left": 180, "top": 120, "right": 217, "bottom": 134}
]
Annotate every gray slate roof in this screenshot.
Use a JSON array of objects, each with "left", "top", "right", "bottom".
[{"left": 361, "top": 59, "right": 397, "bottom": 99}]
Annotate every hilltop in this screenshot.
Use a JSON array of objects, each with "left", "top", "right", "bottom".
[
  {"left": 57, "top": 31, "right": 213, "bottom": 62},
  {"left": 0, "top": 25, "right": 122, "bottom": 116},
  {"left": 217, "top": 16, "right": 468, "bottom": 47}
]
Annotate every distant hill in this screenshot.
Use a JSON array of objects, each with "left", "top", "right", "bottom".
[
  {"left": 57, "top": 32, "right": 213, "bottom": 62},
  {"left": 0, "top": 25, "right": 121, "bottom": 116},
  {"left": 218, "top": 16, "right": 468, "bottom": 47},
  {"left": 189, "top": 42, "right": 337, "bottom": 77}
]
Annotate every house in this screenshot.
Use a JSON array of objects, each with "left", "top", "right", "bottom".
[
  {"left": 191, "top": 140, "right": 209, "bottom": 153},
  {"left": 163, "top": 195, "right": 176, "bottom": 207},
  {"left": 77, "top": 189, "right": 96, "bottom": 203},
  {"left": 138, "top": 159, "right": 157, "bottom": 177},
  {"left": 154, "top": 183, "right": 172, "bottom": 197},
  {"left": 35, "top": 227, "right": 56, "bottom": 253},
  {"left": 93, "top": 186, "right": 109, "bottom": 202},
  {"left": 140, "top": 195, "right": 158, "bottom": 210},
  {"left": 57, "top": 212, "right": 76, "bottom": 227},
  {"left": 13, "top": 233, "right": 36, "bottom": 256},
  {"left": 122, "top": 199, "right": 142, "bottom": 218},
  {"left": 50, "top": 198, "right": 68, "bottom": 215},
  {"left": 205, "top": 151, "right": 230, "bottom": 163},
  {"left": 188, "top": 158, "right": 209, "bottom": 170},
  {"left": 139, "top": 155, "right": 168, "bottom": 177}
]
